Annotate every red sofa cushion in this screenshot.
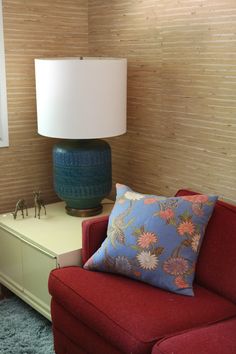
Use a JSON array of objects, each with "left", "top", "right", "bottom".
[
  {"left": 49, "top": 266, "right": 236, "bottom": 354},
  {"left": 175, "top": 189, "right": 236, "bottom": 303},
  {"left": 51, "top": 301, "right": 124, "bottom": 354},
  {"left": 53, "top": 327, "right": 87, "bottom": 354},
  {"left": 152, "top": 317, "right": 236, "bottom": 354}
]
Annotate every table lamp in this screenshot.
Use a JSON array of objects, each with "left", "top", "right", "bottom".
[{"left": 34, "top": 57, "right": 127, "bottom": 217}]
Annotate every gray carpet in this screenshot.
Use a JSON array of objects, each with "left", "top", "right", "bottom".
[{"left": 0, "top": 296, "right": 54, "bottom": 354}]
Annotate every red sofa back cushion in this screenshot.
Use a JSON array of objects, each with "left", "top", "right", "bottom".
[{"left": 176, "top": 189, "right": 236, "bottom": 303}]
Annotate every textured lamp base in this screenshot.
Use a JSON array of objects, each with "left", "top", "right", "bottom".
[
  {"left": 53, "top": 139, "right": 112, "bottom": 217},
  {"left": 65, "top": 204, "right": 103, "bottom": 217}
]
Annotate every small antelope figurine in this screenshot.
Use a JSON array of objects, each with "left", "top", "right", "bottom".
[
  {"left": 33, "top": 191, "right": 46, "bottom": 219},
  {"left": 12, "top": 199, "right": 28, "bottom": 220}
]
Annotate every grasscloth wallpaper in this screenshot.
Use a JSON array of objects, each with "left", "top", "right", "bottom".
[
  {"left": 1, "top": 0, "right": 236, "bottom": 213},
  {"left": 0, "top": 0, "right": 88, "bottom": 213},
  {"left": 89, "top": 0, "right": 236, "bottom": 203}
]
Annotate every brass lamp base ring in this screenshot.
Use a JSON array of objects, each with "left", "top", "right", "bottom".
[{"left": 65, "top": 205, "right": 103, "bottom": 217}]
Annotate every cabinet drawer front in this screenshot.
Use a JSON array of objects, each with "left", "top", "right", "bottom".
[
  {"left": 22, "top": 242, "right": 57, "bottom": 312},
  {"left": 0, "top": 228, "right": 23, "bottom": 290}
]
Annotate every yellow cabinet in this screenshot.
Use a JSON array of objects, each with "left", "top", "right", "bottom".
[
  {"left": 22, "top": 242, "right": 57, "bottom": 316},
  {"left": 0, "top": 200, "right": 112, "bottom": 320},
  {"left": 0, "top": 228, "right": 23, "bottom": 291}
]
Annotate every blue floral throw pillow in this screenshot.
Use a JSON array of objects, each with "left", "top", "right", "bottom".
[{"left": 84, "top": 184, "right": 218, "bottom": 296}]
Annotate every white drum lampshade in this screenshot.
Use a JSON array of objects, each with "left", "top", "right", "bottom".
[{"left": 35, "top": 57, "right": 127, "bottom": 216}]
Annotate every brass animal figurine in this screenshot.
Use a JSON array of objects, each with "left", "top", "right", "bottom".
[
  {"left": 33, "top": 191, "right": 46, "bottom": 219},
  {"left": 12, "top": 199, "right": 28, "bottom": 220}
]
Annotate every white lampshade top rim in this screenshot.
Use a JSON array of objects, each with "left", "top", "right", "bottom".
[
  {"left": 35, "top": 57, "right": 127, "bottom": 139},
  {"left": 35, "top": 57, "right": 126, "bottom": 61}
]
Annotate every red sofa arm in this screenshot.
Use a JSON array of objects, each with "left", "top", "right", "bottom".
[
  {"left": 82, "top": 215, "right": 109, "bottom": 264},
  {"left": 175, "top": 188, "right": 198, "bottom": 197}
]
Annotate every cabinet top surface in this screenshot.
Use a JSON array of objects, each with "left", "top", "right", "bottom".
[{"left": 0, "top": 201, "right": 113, "bottom": 256}]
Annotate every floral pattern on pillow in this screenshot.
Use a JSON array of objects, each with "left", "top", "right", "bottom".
[{"left": 84, "top": 184, "right": 218, "bottom": 296}]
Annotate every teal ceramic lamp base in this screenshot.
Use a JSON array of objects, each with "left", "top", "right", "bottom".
[{"left": 53, "top": 139, "right": 112, "bottom": 217}]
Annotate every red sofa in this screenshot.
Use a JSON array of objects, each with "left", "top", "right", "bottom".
[{"left": 48, "top": 189, "right": 236, "bottom": 354}]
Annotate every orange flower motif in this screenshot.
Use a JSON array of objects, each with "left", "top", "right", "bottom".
[
  {"left": 181, "top": 195, "right": 208, "bottom": 203},
  {"left": 144, "top": 198, "right": 158, "bottom": 204},
  {"left": 134, "top": 271, "right": 141, "bottom": 277},
  {"left": 177, "top": 221, "right": 195, "bottom": 236},
  {"left": 118, "top": 198, "right": 126, "bottom": 204},
  {"left": 174, "top": 276, "right": 189, "bottom": 289},
  {"left": 159, "top": 208, "right": 175, "bottom": 220},
  {"left": 138, "top": 232, "right": 157, "bottom": 248}
]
